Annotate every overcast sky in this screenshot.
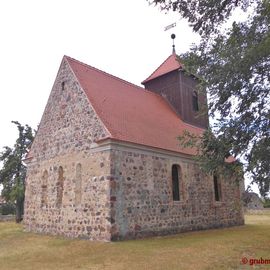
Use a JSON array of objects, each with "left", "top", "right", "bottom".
[{"left": 0, "top": 0, "right": 258, "bottom": 193}]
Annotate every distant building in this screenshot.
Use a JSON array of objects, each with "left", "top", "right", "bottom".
[
  {"left": 24, "top": 51, "right": 244, "bottom": 241},
  {"left": 243, "top": 192, "right": 264, "bottom": 210}
]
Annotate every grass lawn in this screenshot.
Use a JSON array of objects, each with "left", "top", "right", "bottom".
[{"left": 0, "top": 211, "right": 270, "bottom": 270}]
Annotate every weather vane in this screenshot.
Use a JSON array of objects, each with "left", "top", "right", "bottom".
[
  {"left": 164, "top": 22, "right": 176, "bottom": 31},
  {"left": 171, "top": 33, "right": 176, "bottom": 54},
  {"left": 164, "top": 22, "right": 177, "bottom": 53}
]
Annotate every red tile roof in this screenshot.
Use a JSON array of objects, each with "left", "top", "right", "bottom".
[
  {"left": 66, "top": 56, "right": 204, "bottom": 155},
  {"left": 142, "top": 53, "right": 183, "bottom": 84}
]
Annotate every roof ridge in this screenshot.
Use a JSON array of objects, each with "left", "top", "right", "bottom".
[
  {"left": 64, "top": 55, "right": 167, "bottom": 100},
  {"left": 64, "top": 56, "right": 143, "bottom": 91}
]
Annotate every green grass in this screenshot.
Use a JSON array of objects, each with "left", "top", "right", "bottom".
[{"left": 1, "top": 213, "right": 270, "bottom": 270}]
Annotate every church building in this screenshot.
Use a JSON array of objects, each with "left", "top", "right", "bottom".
[{"left": 24, "top": 47, "right": 244, "bottom": 241}]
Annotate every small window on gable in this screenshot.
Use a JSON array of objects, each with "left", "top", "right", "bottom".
[
  {"left": 192, "top": 91, "right": 199, "bottom": 111},
  {"left": 56, "top": 166, "right": 64, "bottom": 208},
  {"left": 41, "top": 170, "right": 48, "bottom": 208},
  {"left": 213, "top": 175, "right": 222, "bottom": 201},
  {"left": 172, "top": 164, "right": 182, "bottom": 201},
  {"left": 75, "top": 163, "right": 82, "bottom": 206}
]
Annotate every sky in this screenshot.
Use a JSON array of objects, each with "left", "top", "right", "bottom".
[
  {"left": 0, "top": 0, "right": 198, "bottom": 147},
  {"left": 0, "top": 0, "right": 259, "bottom": 194}
]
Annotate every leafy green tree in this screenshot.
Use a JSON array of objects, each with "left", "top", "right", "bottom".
[
  {"left": 0, "top": 121, "right": 34, "bottom": 222},
  {"left": 150, "top": 0, "right": 270, "bottom": 197}
]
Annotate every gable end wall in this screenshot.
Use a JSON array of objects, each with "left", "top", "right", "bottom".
[{"left": 24, "top": 58, "right": 111, "bottom": 240}]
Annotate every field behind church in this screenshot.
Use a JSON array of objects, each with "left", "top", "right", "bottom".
[{"left": 0, "top": 211, "right": 270, "bottom": 270}]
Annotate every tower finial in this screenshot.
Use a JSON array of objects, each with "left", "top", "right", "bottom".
[{"left": 171, "top": 33, "right": 176, "bottom": 54}]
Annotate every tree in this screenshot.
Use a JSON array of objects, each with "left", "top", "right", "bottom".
[
  {"left": 0, "top": 121, "right": 34, "bottom": 222},
  {"left": 150, "top": 0, "right": 270, "bottom": 197}
]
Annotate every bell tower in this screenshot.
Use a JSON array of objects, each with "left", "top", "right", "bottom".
[{"left": 142, "top": 35, "right": 208, "bottom": 129}]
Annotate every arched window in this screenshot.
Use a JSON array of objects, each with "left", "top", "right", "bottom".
[
  {"left": 172, "top": 164, "right": 181, "bottom": 201},
  {"left": 41, "top": 170, "right": 48, "bottom": 208},
  {"left": 56, "top": 166, "right": 64, "bottom": 208},
  {"left": 192, "top": 91, "right": 199, "bottom": 111},
  {"left": 213, "top": 175, "right": 222, "bottom": 201},
  {"left": 75, "top": 163, "right": 82, "bottom": 206}
]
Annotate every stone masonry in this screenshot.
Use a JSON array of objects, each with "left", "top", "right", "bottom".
[
  {"left": 24, "top": 57, "right": 244, "bottom": 241},
  {"left": 108, "top": 145, "right": 244, "bottom": 240},
  {"left": 24, "top": 59, "right": 111, "bottom": 241}
]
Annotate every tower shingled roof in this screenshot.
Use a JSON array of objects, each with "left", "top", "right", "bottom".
[{"left": 142, "top": 53, "right": 183, "bottom": 84}]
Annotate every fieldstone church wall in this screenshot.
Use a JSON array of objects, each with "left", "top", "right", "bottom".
[
  {"left": 24, "top": 58, "right": 244, "bottom": 241},
  {"left": 24, "top": 59, "right": 112, "bottom": 241},
  {"left": 108, "top": 146, "right": 244, "bottom": 240}
]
